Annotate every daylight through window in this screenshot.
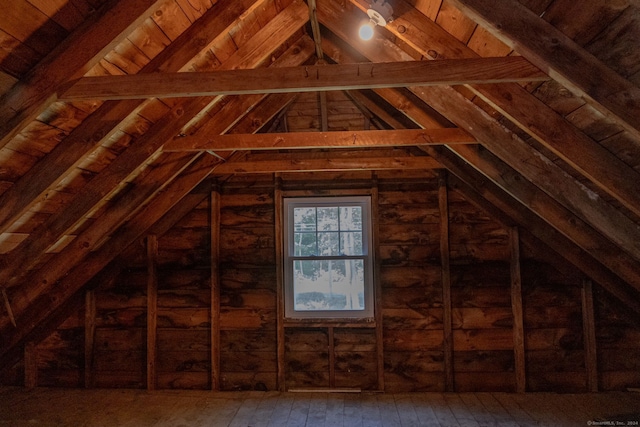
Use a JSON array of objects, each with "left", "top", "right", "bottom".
[{"left": 283, "top": 196, "right": 374, "bottom": 319}]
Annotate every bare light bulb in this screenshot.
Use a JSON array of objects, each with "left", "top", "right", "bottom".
[{"left": 359, "top": 20, "right": 375, "bottom": 41}]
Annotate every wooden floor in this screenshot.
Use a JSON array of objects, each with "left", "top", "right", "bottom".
[{"left": 1, "top": 387, "right": 639, "bottom": 426}]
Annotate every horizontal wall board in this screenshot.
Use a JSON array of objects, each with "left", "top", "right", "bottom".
[
  {"left": 379, "top": 244, "right": 440, "bottom": 266},
  {"left": 378, "top": 204, "right": 440, "bottom": 224},
  {"left": 157, "top": 330, "right": 210, "bottom": 352},
  {"left": 383, "top": 330, "right": 444, "bottom": 351},
  {"left": 157, "top": 308, "right": 210, "bottom": 329},
  {"left": 451, "top": 286, "right": 512, "bottom": 308},
  {"left": 452, "top": 307, "right": 514, "bottom": 329},
  {"left": 381, "top": 287, "right": 443, "bottom": 309},
  {"left": 453, "top": 350, "right": 514, "bottom": 373},
  {"left": 380, "top": 266, "right": 442, "bottom": 288},
  {"left": 157, "top": 289, "right": 210, "bottom": 308},
  {"left": 94, "top": 329, "right": 144, "bottom": 351},
  {"left": 220, "top": 289, "right": 276, "bottom": 309},
  {"left": 382, "top": 308, "right": 444, "bottom": 330},
  {"left": 378, "top": 224, "right": 439, "bottom": 245},
  {"left": 525, "top": 349, "right": 585, "bottom": 372},
  {"left": 220, "top": 308, "right": 276, "bottom": 330},
  {"left": 221, "top": 351, "right": 277, "bottom": 372},
  {"left": 453, "top": 329, "right": 514, "bottom": 351},
  {"left": 385, "top": 351, "right": 445, "bottom": 373},
  {"left": 157, "top": 351, "right": 210, "bottom": 372},
  {"left": 220, "top": 330, "right": 276, "bottom": 352},
  {"left": 286, "top": 351, "right": 330, "bottom": 372},
  {"left": 285, "top": 329, "right": 328, "bottom": 352},
  {"left": 525, "top": 328, "right": 584, "bottom": 351},
  {"left": 93, "top": 351, "right": 145, "bottom": 372}
]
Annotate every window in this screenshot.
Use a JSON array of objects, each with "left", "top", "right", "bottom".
[{"left": 283, "top": 196, "right": 374, "bottom": 319}]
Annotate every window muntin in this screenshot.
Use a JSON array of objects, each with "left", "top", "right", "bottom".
[{"left": 284, "top": 196, "right": 374, "bottom": 319}]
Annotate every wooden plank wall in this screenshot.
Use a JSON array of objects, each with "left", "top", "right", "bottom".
[
  {"left": 521, "top": 258, "right": 586, "bottom": 392},
  {"left": 379, "top": 177, "right": 444, "bottom": 392},
  {"left": 447, "top": 189, "right": 514, "bottom": 392},
  {"left": 2, "top": 171, "right": 640, "bottom": 393},
  {"left": 219, "top": 183, "right": 277, "bottom": 391}
]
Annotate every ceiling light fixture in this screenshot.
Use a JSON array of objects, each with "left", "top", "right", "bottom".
[{"left": 359, "top": 0, "right": 394, "bottom": 41}]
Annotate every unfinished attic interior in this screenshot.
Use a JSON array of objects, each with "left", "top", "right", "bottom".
[{"left": 1, "top": 0, "right": 640, "bottom": 421}]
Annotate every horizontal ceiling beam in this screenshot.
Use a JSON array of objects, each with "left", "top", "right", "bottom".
[
  {"left": 210, "top": 152, "right": 441, "bottom": 174},
  {"left": 59, "top": 57, "right": 548, "bottom": 101},
  {"left": 163, "top": 128, "right": 476, "bottom": 152}
]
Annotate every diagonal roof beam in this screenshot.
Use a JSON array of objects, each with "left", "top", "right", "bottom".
[
  {"left": 450, "top": 0, "right": 640, "bottom": 141},
  {"left": 0, "top": 154, "right": 220, "bottom": 362},
  {"left": 2, "top": 152, "right": 211, "bottom": 331},
  {"left": 443, "top": 144, "right": 640, "bottom": 293},
  {"left": 325, "top": 25, "right": 640, "bottom": 304},
  {"left": 59, "top": 57, "right": 548, "bottom": 100},
  {"left": 0, "top": 5, "right": 312, "bottom": 292},
  {"left": 345, "top": 0, "right": 640, "bottom": 222},
  {"left": 431, "top": 147, "right": 640, "bottom": 315},
  {"left": 0, "top": 0, "right": 167, "bottom": 150},
  {"left": 0, "top": 0, "right": 266, "bottom": 236},
  {"left": 319, "top": 0, "right": 640, "bottom": 261},
  {"left": 0, "top": 74, "right": 307, "bottom": 365}
]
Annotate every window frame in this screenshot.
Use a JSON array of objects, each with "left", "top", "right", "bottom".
[{"left": 282, "top": 196, "right": 374, "bottom": 320}]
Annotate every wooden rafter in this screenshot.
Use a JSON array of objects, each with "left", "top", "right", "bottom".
[
  {"left": 344, "top": 0, "right": 640, "bottom": 222},
  {"left": 59, "top": 57, "right": 547, "bottom": 101},
  {"left": 0, "top": 6, "right": 312, "bottom": 295},
  {"left": 433, "top": 147, "right": 640, "bottom": 316},
  {"left": 0, "top": 0, "right": 166, "bottom": 149},
  {"left": 450, "top": 0, "right": 640, "bottom": 141},
  {"left": 0, "top": 151, "right": 203, "bottom": 332},
  {"left": 318, "top": 0, "right": 640, "bottom": 263},
  {"left": 164, "top": 128, "right": 475, "bottom": 152},
  {"left": 446, "top": 144, "right": 640, "bottom": 292},
  {"left": 0, "top": 0, "right": 267, "bottom": 236},
  {"left": 0, "top": 155, "right": 220, "bottom": 362}
]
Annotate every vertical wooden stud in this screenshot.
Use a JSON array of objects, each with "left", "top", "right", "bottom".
[
  {"left": 210, "top": 185, "right": 221, "bottom": 391},
  {"left": 319, "top": 91, "right": 329, "bottom": 132},
  {"left": 438, "top": 170, "right": 454, "bottom": 392},
  {"left": 146, "top": 234, "right": 158, "bottom": 391},
  {"left": 372, "top": 176, "right": 385, "bottom": 391},
  {"left": 328, "top": 326, "right": 335, "bottom": 388},
  {"left": 582, "top": 279, "right": 598, "bottom": 392},
  {"left": 24, "top": 342, "right": 37, "bottom": 389},
  {"left": 275, "top": 174, "right": 286, "bottom": 391},
  {"left": 85, "top": 289, "right": 96, "bottom": 388},
  {"left": 509, "top": 226, "right": 526, "bottom": 393}
]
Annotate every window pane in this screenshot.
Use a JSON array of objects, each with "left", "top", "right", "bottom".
[
  {"left": 318, "top": 231, "right": 339, "bottom": 256},
  {"left": 317, "top": 207, "right": 339, "bottom": 231},
  {"left": 340, "top": 232, "right": 363, "bottom": 255},
  {"left": 294, "top": 207, "right": 316, "bottom": 232},
  {"left": 293, "top": 259, "right": 365, "bottom": 311},
  {"left": 294, "top": 232, "right": 317, "bottom": 256},
  {"left": 339, "top": 206, "right": 362, "bottom": 231}
]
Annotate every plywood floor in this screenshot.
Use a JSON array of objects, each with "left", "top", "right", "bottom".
[{"left": 0, "top": 387, "right": 639, "bottom": 426}]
